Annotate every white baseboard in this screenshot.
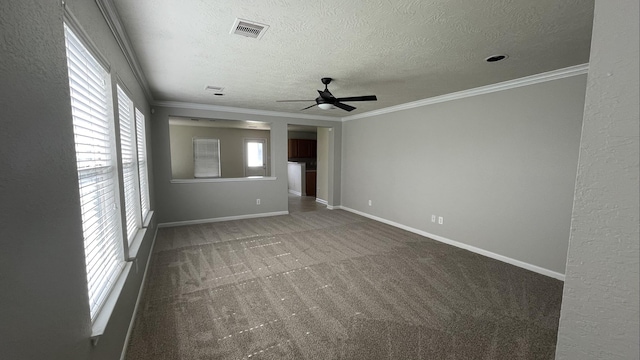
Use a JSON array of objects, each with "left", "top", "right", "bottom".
[
  {"left": 120, "top": 225, "right": 159, "bottom": 360},
  {"left": 339, "top": 206, "right": 565, "bottom": 281},
  {"left": 288, "top": 189, "right": 302, "bottom": 196},
  {"left": 158, "top": 211, "right": 289, "bottom": 228},
  {"left": 315, "top": 198, "right": 328, "bottom": 205}
]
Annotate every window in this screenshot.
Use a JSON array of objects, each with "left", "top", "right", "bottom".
[
  {"left": 135, "top": 108, "right": 150, "bottom": 222},
  {"left": 64, "top": 24, "right": 124, "bottom": 320},
  {"left": 244, "top": 138, "right": 267, "bottom": 177},
  {"left": 247, "top": 141, "right": 264, "bottom": 167},
  {"left": 117, "top": 86, "right": 141, "bottom": 244},
  {"left": 193, "top": 138, "right": 221, "bottom": 178}
]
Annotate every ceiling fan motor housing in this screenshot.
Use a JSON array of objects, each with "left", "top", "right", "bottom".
[{"left": 316, "top": 97, "right": 333, "bottom": 105}]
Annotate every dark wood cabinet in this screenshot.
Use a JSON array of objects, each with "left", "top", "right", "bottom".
[
  {"left": 287, "top": 139, "right": 297, "bottom": 159},
  {"left": 305, "top": 171, "right": 316, "bottom": 197},
  {"left": 288, "top": 139, "right": 316, "bottom": 159},
  {"left": 298, "top": 139, "right": 316, "bottom": 158}
]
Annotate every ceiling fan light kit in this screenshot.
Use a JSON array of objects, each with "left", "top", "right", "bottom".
[{"left": 277, "top": 77, "right": 377, "bottom": 112}]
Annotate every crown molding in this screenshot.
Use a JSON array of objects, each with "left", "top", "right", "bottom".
[
  {"left": 95, "top": 0, "right": 154, "bottom": 103},
  {"left": 342, "top": 64, "right": 589, "bottom": 121},
  {"left": 153, "top": 101, "right": 342, "bottom": 121}
]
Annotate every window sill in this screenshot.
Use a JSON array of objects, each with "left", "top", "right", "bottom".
[
  {"left": 171, "top": 176, "right": 277, "bottom": 184},
  {"left": 127, "top": 211, "right": 153, "bottom": 260},
  {"left": 90, "top": 261, "right": 132, "bottom": 345},
  {"left": 127, "top": 228, "right": 146, "bottom": 261},
  {"left": 142, "top": 210, "right": 154, "bottom": 228},
  {"left": 91, "top": 210, "right": 155, "bottom": 344}
]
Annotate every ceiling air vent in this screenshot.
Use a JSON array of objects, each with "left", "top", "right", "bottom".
[
  {"left": 205, "top": 85, "right": 224, "bottom": 91},
  {"left": 204, "top": 85, "right": 225, "bottom": 96},
  {"left": 230, "top": 18, "right": 269, "bottom": 40}
]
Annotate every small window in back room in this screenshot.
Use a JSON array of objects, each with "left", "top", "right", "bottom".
[
  {"left": 244, "top": 138, "right": 267, "bottom": 177},
  {"left": 247, "top": 141, "right": 263, "bottom": 167},
  {"left": 193, "top": 138, "right": 221, "bottom": 178}
]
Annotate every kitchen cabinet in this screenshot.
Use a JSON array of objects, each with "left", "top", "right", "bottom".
[
  {"left": 288, "top": 139, "right": 317, "bottom": 159},
  {"left": 287, "top": 139, "right": 297, "bottom": 158},
  {"left": 298, "top": 139, "right": 316, "bottom": 158},
  {"left": 305, "top": 171, "right": 316, "bottom": 196}
]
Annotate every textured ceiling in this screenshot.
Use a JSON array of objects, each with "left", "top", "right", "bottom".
[{"left": 113, "top": 0, "right": 594, "bottom": 118}]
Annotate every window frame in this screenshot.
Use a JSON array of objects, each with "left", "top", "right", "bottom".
[
  {"left": 116, "top": 85, "right": 142, "bottom": 246},
  {"left": 243, "top": 137, "right": 269, "bottom": 177},
  {"left": 64, "top": 22, "right": 126, "bottom": 322},
  {"left": 193, "top": 137, "right": 222, "bottom": 178},
  {"left": 135, "top": 108, "right": 151, "bottom": 226}
]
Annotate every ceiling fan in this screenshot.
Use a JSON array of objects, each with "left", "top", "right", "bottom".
[{"left": 277, "top": 78, "right": 377, "bottom": 112}]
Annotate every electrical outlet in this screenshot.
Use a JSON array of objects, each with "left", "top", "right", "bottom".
[
  {"left": 431, "top": 215, "right": 436, "bottom": 223},
  {"left": 256, "top": 199, "right": 261, "bottom": 205},
  {"left": 438, "top": 216, "right": 443, "bottom": 225},
  {"left": 368, "top": 200, "right": 372, "bottom": 206}
]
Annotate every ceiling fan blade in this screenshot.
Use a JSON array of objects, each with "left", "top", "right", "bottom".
[
  {"left": 333, "top": 102, "right": 356, "bottom": 112},
  {"left": 276, "top": 100, "right": 316, "bottom": 102},
  {"left": 300, "top": 103, "right": 318, "bottom": 111},
  {"left": 335, "top": 95, "right": 377, "bottom": 102},
  {"left": 317, "top": 89, "right": 334, "bottom": 100}
]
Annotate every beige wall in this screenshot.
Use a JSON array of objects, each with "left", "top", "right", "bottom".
[
  {"left": 170, "top": 125, "right": 270, "bottom": 178},
  {"left": 316, "top": 128, "right": 330, "bottom": 201}
]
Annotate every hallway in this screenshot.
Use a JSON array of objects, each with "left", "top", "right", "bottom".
[{"left": 288, "top": 194, "right": 326, "bottom": 213}]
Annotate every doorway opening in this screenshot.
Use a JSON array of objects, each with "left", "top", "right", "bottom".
[
  {"left": 244, "top": 138, "right": 267, "bottom": 177},
  {"left": 287, "top": 125, "right": 331, "bottom": 213}
]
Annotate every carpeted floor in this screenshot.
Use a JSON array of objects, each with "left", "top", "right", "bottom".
[{"left": 126, "top": 206, "right": 563, "bottom": 360}]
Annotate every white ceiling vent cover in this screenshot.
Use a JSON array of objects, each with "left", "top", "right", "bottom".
[
  {"left": 204, "top": 85, "right": 224, "bottom": 92},
  {"left": 230, "top": 18, "right": 269, "bottom": 40}
]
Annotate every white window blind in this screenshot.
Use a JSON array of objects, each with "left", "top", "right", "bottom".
[
  {"left": 64, "top": 24, "right": 124, "bottom": 320},
  {"left": 194, "top": 138, "right": 221, "bottom": 178},
  {"left": 135, "top": 108, "right": 150, "bottom": 222},
  {"left": 117, "top": 86, "right": 141, "bottom": 244}
]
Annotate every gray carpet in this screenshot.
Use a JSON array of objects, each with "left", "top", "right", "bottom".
[{"left": 126, "top": 209, "right": 563, "bottom": 360}]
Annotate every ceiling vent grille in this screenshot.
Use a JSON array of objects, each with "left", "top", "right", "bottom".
[
  {"left": 231, "top": 18, "right": 269, "bottom": 40},
  {"left": 205, "top": 85, "right": 224, "bottom": 92}
]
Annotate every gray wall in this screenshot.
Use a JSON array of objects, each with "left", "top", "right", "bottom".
[
  {"left": 555, "top": 0, "right": 640, "bottom": 358},
  {"left": 341, "top": 75, "right": 587, "bottom": 274},
  {"left": 0, "top": 1, "right": 156, "bottom": 359},
  {"left": 169, "top": 125, "right": 270, "bottom": 178},
  {"left": 152, "top": 106, "right": 342, "bottom": 224},
  {"left": 317, "top": 128, "right": 330, "bottom": 201}
]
